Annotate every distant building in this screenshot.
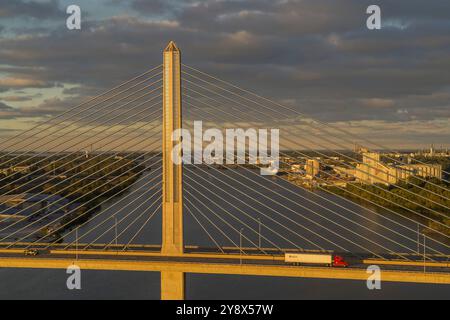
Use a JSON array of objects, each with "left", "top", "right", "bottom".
[
  {"left": 429, "top": 144, "right": 435, "bottom": 157},
  {"left": 399, "top": 164, "right": 442, "bottom": 180},
  {"left": 355, "top": 151, "right": 442, "bottom": 185},
  {"left": 334, "top": 166, "right": 356, "bottom": 179},
  {"left": 0, "top": 168, "right": 11, "bottom": 176},
  {"left": 11, "top": 166, "right": 31, "bottom": 174},
  {"left": 290, "top": 164, "right": 303, "bottom": 173},
  {"left": 305, "top": 159, "right": 320, "bottom": 178},
  {"left": 0, "top": 165, "right": 32, "bottom": 176}
]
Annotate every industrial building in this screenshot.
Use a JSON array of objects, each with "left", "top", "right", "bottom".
[{"left": 354, "top": 152, "right": 442, "bottom": 185}]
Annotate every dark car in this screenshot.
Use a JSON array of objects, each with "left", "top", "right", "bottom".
[{"left": 24, "top": 249, "right": 39, "bottom": 256}]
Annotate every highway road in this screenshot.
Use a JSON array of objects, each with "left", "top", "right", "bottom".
[{"left": 0, "top": 245, "right": 449, "bottom": 275}]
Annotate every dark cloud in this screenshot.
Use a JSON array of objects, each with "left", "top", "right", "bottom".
[
  {"left": 0, "top": 71, "right": 60, "bottom": 92},
  {"left": 0, "top": 101, "right": 13, "bottom": 109},
  {"left": 130, "top": 0, "right": 171, "bottom": 15},
  {"left": 0, "top": 0, "right": 448, "bottom": 146},
  {"left": 0, "top": 101, "right": 21, "bottom": 119},
  {"left": 1, "top": 93, "right": 42, "bottom": 102},
  {"left": 0, "top": 0, "right": 63, "bottom": 19},
  {"left": 176, "top": 0, "right": 366, "bottom": 37}
]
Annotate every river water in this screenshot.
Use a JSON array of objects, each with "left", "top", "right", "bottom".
[{"left": 0, "top": 157, "right": 449, "bottom": 299}]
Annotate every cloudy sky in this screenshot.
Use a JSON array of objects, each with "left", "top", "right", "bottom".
[{"left": 0, "top": 0, "right": 449, "bottom": 149}]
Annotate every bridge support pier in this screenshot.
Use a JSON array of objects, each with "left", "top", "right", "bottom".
[
  {"left": 161, "top": 271, "right": 185, "bottom": 300},
  {"left": 160, "top": 41, "right": 185, "bottom": 300}
]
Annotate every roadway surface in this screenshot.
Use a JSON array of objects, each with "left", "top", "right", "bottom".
[{"left": 0, "top": 244, "right": 449, "bottom": 275}]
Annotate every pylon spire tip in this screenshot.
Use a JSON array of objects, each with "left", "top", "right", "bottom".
[{"left": 164, "top": 41, "right": 180, "bottom": 52}]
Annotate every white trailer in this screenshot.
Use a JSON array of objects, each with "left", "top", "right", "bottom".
[{"left": 284, "top": 253, "right": 333, "bottom": 265}]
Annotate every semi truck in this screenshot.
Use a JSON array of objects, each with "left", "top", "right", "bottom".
[{"left": 284, "top": 253, "right": 349, "bottom": 267}]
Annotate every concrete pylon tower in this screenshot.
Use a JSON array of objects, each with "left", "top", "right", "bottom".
[{"left": 161, "top": 41, "right": 184, "bottom": 256}]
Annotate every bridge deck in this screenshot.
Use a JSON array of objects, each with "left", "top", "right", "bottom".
[{"left": 0, "top": 247, "right": 449, "bottom": 285}]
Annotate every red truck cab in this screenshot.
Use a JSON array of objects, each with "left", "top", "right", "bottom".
[{"left": 333, "top": 255, "right": 349, "bottom": 267}]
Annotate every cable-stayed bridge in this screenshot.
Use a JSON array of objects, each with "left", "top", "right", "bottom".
[{"left": 0, "top": 42, "right": 449, "bottom": 299}]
